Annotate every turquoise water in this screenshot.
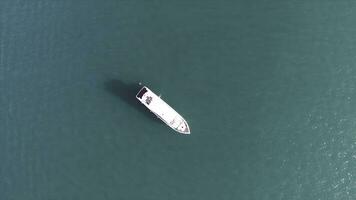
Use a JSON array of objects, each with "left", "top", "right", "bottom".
[{"left": 1, "top": 1, "right": 356, "bottom": 199}]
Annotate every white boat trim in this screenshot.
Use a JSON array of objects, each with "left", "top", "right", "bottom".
[{"left": 136, "top": 86, "right": 190, "bottom": 134}]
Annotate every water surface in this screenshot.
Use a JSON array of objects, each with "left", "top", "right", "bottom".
[{"left": 1, "top": 1, "right": 356, "bottom": 199}]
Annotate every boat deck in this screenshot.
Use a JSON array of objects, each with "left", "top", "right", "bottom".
[{"left": 136, "top": 86, "right": 190, "bottom": 134}]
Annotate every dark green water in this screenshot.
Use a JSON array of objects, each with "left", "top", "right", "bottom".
[{"left": 1, "top": 1, "right": 356, "bottom": 199}]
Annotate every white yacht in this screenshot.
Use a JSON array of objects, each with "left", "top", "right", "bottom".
[{"left": 136, "top": 86, "right": 190, "bottom": 134}]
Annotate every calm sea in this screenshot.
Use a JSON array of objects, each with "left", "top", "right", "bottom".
[{"left": 1, "top": 1, "right": 356, "bottom": 199}]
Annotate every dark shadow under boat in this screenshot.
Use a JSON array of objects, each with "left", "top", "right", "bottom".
[{"left": 104, "top": 79, "right": 162, "bottom": 124}]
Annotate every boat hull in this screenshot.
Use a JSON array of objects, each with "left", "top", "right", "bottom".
[{"left": 136, "top": 86, "right": 190, "bottom": 134}]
